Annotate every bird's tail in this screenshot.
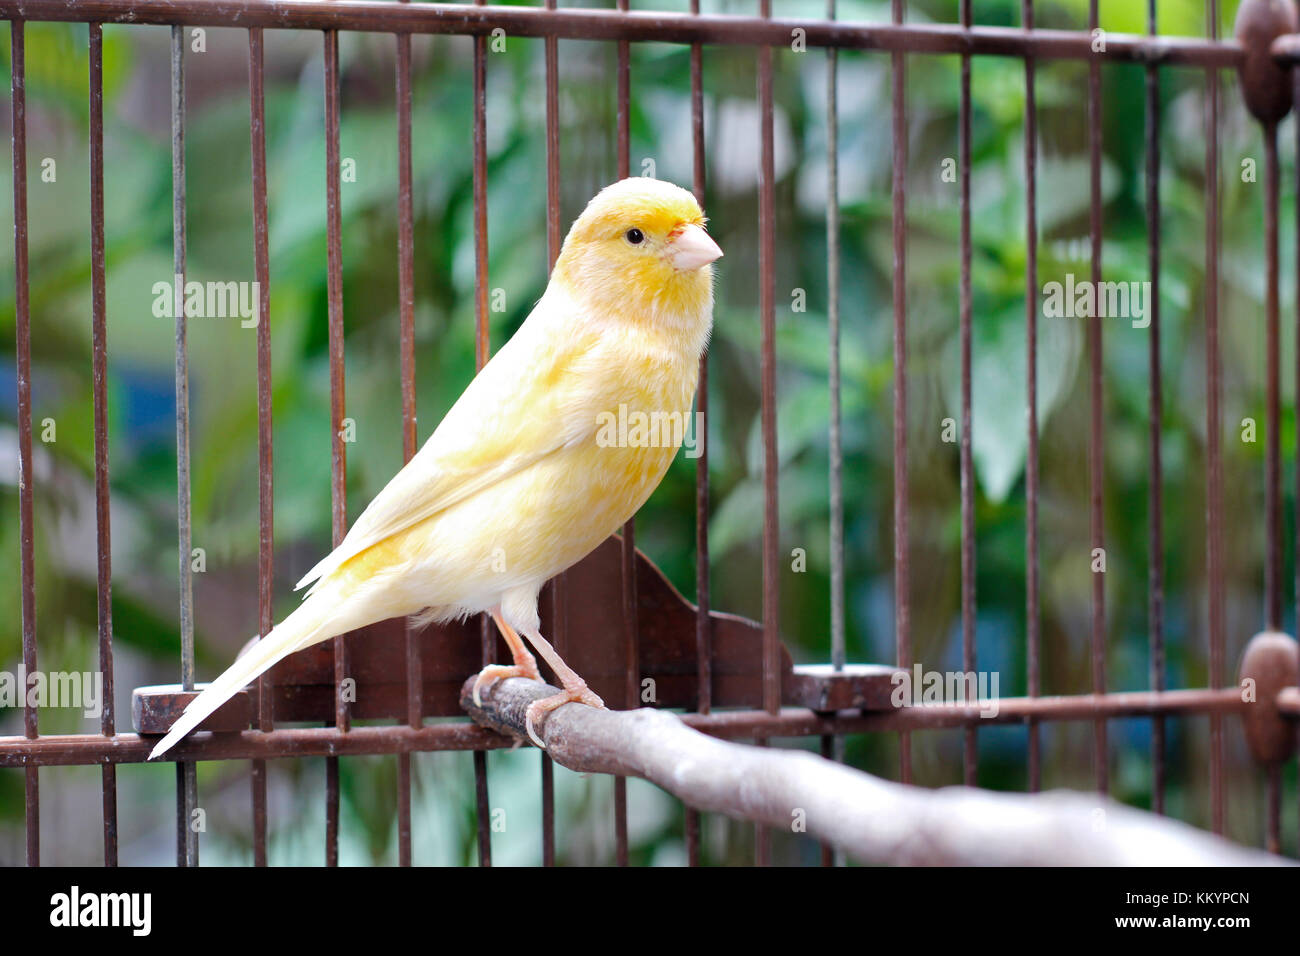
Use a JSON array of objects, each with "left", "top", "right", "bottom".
[{"left": 147, "top": 591, "right": 335, "bottom": 761}]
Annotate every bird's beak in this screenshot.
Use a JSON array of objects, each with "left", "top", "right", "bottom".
[{"left": 668, "top": 223, "right": 723, "bottom": 271}]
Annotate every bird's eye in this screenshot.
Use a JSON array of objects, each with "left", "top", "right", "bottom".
[{"left": 625, "top": 228, "right": 645, "bottom": 245}]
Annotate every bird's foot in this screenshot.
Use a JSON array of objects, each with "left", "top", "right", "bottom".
[
  {"left": 524, "top": 681, "right": 605, "bottom": 749},
  {"left": 472, "top": 659, "right": 543, "bottom": 707}
]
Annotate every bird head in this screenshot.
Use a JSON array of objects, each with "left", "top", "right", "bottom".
[{"left": 553, "top": 177, "right": 721, "bottom": 343}]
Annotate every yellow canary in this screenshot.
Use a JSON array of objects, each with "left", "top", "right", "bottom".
[{"left": 149, "top": 177, "right": 720, "bottom": 758}]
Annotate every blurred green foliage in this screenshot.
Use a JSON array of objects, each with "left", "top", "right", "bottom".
[{"left": 0, "top": 0, "right": 1296, "bottom": 864}]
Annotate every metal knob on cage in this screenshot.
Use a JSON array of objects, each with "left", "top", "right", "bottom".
[
  {"left": 1235, "top": 0, "right": 1297, "bottom": 124},
  {"left": 1238, "top": 631, "right": 1298, "bottom": 766}
]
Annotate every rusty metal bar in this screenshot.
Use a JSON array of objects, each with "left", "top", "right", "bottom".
[
  {"left": 248, "top": 24, "right": 273, "bottom": 867},
  {"left": 826, "top": 0, "right": 843, "bottom": 683},
  {"left": 0, "top": 1, "right": 1250, "bottom": 66},
  {"left": 0, "top": 688, "right": 1255, "bottom": 768},
  {"left": 323, "top": 26, "right": 348, "bottom": 866},
  {"left": 612, "top": 368, "right": 632, "bottom": 847},
  {"left": 823, "top": 0, "right": 848, "bottom": 869},
  {"left": 473, "top": 3, "right": 490, "bottom": 374},
  {"left": 545, "top": 11, "right": 561, "bottom": 267},
  {"left": 1023, "top": 0, "right": 1041, "bottom": 796},
  {"left": 891, "top": 0, "right": 911, "bottom": 786},
  {"left": 958, "top": 0, "right": 975, "bottom": 789},
  {"left": 1205, "top": 0, "right": 1226, "bottom": 838},
  {"left": 473, "top": 749, "right": 491, "bottom": 865},
  {"left": 1144, "top": 0, "right": 1165, "bottom": 817},
  {"left": 1269, "top": 34, "right": 1300, "bottom": 63},
  {"left": 616, "top": 0, "right": 630, "bottom": 178},
  {"left": 1086, "top": 0, "right": 1107, "bottom": 796},
  {"left": 395, "top": 9, "right": 419, "bottom": 868},
  {"left": 615, "top": 479, "right": 635, "bottom": 867},
  {"left": 89, "top": 20, "right": 119, "bottom": 869},
  {"left": 472, "top": 0, "right": 493, "bottom": 869},
  {"left": 541, "top": 745, "right": 555, "bottom": 865},
  {"left": 824, "top": 0, "right": 846, "bottom": 856},
  {"left": 543, "top": 0, "right": 561, "bottom": 866},
  {"left": 687, "top": 0, "right": 708, "bottom": 867},
  {"left": 170, "top": 19, "right": 198, "bottom": 870},
  {"left": 10, "top": 17, "right": 39, "bottom": 868},
  {"left": 614, "top": 0, "right": 634, "bottom": 867},
  {"left": 1268, "top": 687, "right": 1300, "bottom": 713},
  {"left": 756, "top": 0, "right": 778, "bottom": 868},
  {"left": 1, "top": 0, "right": 1277, "bottom": 870},
  {"left": 1263, "top": 123, "right": 1281, "bottom": 635},
  {"left": 1261, "top": 72, "right": 1283, "bottom": 857},
  {"left": 690, "top": 1, "right": 709, "bottom": 724},
  {"left": 814, "top": 733, "right": 831, "bottom": 864},
  {"left": 1295, "top": 47, "right": 1300, "bottom": 867},
  {"left": 707, "top": 690, "right": 1248, "bottom": 732}
]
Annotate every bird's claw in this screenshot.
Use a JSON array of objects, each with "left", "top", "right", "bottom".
[
  {"left": 524, "top": 684, "right": 605, "bottom": 749},
  {"left": 472, "top": 661, "right": 543, "bottom": 707}
]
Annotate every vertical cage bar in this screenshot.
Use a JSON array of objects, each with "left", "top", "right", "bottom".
[
  {"left": 248, "top": 24, "right": 273, "bottom": 867},
  {"left": 541, "top": 745, "right": 555, "bottom": 866},
  {"left": 891, "top": 0, "right": 911, "bottom": 785},
  {"left": 1023, "top": 0, "right": 1041, "bottom": 793},
  {"left": 323, "top": 26, "right": 348, "bottom": 866},
  {"left": 958, "top": 0, "right": 976, "bottom": 788},
  {"left": 826, "top": 0, "right": 843, "bottom": 680},
  {"left": 543, "top": 0, "right": 561, "bottom": 867},
  {"left": 11, "top": 18, "right": 39, "bottom": 868},
  {"left": 1086, "top": 0, "right": 1108, "bottom": 796},
  {"left": 613, "top": 0, "right": 634, "bottom": 869},
  {"left": 1144, "top": 0, "right": 1166, "bottom": 817},
  {"left": 687, "top": 0, "right": 709, "bottom": 866},
  {"left": 1263, "top": 119, "right": 1282, "bottom": 853},
  {"left": 473, "top": 1, "right": 491, "bottom": 375},
  {"left": 824, "top": 0, "right": 846, "bottom": 865},
  {"left": 473, "top": 0, "right": 494, "bottom": 869},
  {"left": 818, "top": 733, "right": 834, "bottom": 865},
  {"left": 615, "top": 555, "right": 634, "bottom": 865},
  {"left": 1294, "top": 53, "right": 1300, "bottom": 863},
  {"left": 616, "top": 516, "right": 636, "bottom": 863},
  {"left": 170, "top": 21, "right": 197, "bottom": 869},
  {"left": 1264, "top": 123, "right": 1282, "bottom": 635},
  {"left": 758, "top": 0, "right": 778, "bottom": 720},
  {"left": 544, "top": 3, "right": 561, "bottom": 267},
  {"left": 395, "top": 16, "right": 419, "bottom": 869},
  {"left": 89, "top": 20, "right": 119, "bottom": 868},
  {"left": 1205, "top": 0, "right": 1226, "bottom": 837},
  {"left": 756, "top": 0, "right": 778, "bottom": 867},
  {"left": 616, "top": 0, "right": 630, "bottom": 178},
  {"left": 474, "top": 750, "right": 492, "bottom": 865}
]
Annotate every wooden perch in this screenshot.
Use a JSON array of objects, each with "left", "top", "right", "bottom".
[{"left": 461, "top": 677, "right": 1283, "bottom": 866}]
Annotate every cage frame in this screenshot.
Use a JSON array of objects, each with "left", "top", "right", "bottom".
[{"left": 1, "top": 0, "right": 1297, "bottom": 867}]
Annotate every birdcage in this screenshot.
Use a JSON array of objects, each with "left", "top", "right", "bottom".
[{"left": 1, "top": 0, "right": 1297, "bottom": 867}]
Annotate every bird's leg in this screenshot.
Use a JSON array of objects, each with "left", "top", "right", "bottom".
[
  {"left": 472, "top": 611, "right": 544, "bottom": 706},
  {"left": 518, "top": 626, "right": 605, "bottom": 749}
]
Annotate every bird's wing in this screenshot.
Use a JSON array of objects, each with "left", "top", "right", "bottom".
[{"left": 295, "top": 295, "right": 598, "bottom": 592}]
